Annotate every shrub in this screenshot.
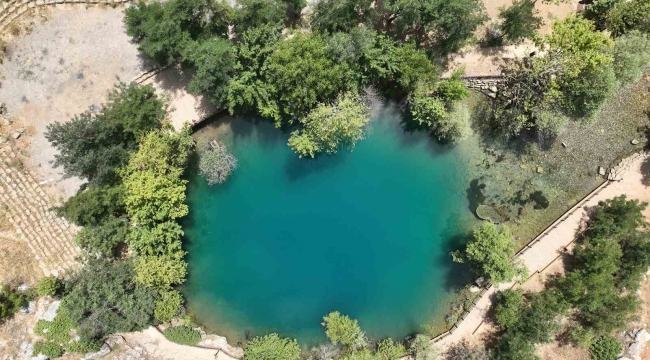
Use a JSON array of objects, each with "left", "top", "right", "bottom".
[
  {"left": 198, "top": 140, "right": 237, "bottom": 185},
  {"left": 163, "top": 326, "right": 202, "bottom": 345},
  {"left": 409, "top": 92, "right": 446, "bottom": 128},
  {"left": 154, "top": 290, "right": 184, "bottom": 323},
  {"left": 589, "top": 335, "right": 622, "bottom": 360},
  {"left": 0, "top": 285, "right": 29, "bottom": 321},
  {"left": 409, "top": 334, "right": 437, "bottom": 360},
  {"left": 532, "top": 109, "right": 568, "bottom": 140},
  {"left": 75, "top": 216, "right": 128, "bottom": 258},
  {"left": 376, "top": 338, "right": 406, "bottom": 360},
  {"left": 612, "top": 31, "right": 650, "bottom": 87},
  {"left": 36, "top": 276, "right": 62, "bottom": 297},
  {"left": 32, "top": 341, "right": 64, "bottom": 358},
  {"left": 438, "top": 102, "right": 471, "bottom": 142},
  {"left": 322, "top": 311, "right": 367, "bottom": 350},
  {"left": 244, "top": 333, "right": 300, "bottom": 360}
]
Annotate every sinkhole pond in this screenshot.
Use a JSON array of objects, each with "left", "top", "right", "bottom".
[{"left": 182, "top": 105, "right": 477, "bottom": 346}]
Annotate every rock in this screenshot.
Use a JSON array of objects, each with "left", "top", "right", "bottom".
[
  {"left": 561, "top": 142, "right": 567, "bottom": 148},
  {"left": 598, "top": 166, "right": 606, "bottom": 176},
  {"left": 0, "top": 117, "right": 11, "bottom": 126},
  {"left": 20, "top": 301, "right": 36, "bottom": 314},
  {"left": 631, "top": 139, "right": 640, "bottom": 145},
  {"left": 536, "top": 166, "right": 544, "bottom": 174},
  {"left": 0, "top": 103, "right": 6, "bottom": 114},
  {"left": 0, "top": 136, "right": 7, "bottom": 144},
  {"left": 476, "top": 204, "right": 507, "bottom": 223},
  {"left": 82, "top": 344, "right": 111, "bottom": 360},
  {"left": 489, "top": 86, "right": 498, "bottom": 93},
  {"left": 11, "top": 132, "right": 21, "bottom": 140},
  {"left": 475, "top": 277, "right": 485, "bottom": 287},
  {"left": 487, "top": 92, "right": 497, "bottom": 99},
  {"left": 39, "top": 300, "right": 60, "bottom": 321},
  {"left": 18, "top": 283, "right": 30, "bottom": 291},
  {"left": 469, "top": 286, "right": 481, "bottom": 293}
]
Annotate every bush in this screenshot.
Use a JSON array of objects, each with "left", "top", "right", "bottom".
[
  {"left": 198, "top": 140, "right": 237, "bottom": 185},
  {"left": 409, "top": 334, "right": 437, "bottom": 360},
  {"left": 409, "top": 92, "right": 446, "bottom": 129},
  {"left": 322, "top": 311, "right": 367, "bottom": 350},
  {"left": 75, "top": 216, "right": 128, "bottom": 258},
  {"left": 36, "top": 276, "right": 62, "bottom": 297},
  {"left": 32, "top": 341, "right": 64, "bottom": 358},
  {"left": 589, "top": 335, "right": 622, "bottom": 360},
  {"left": 438, "top": 102, "right": 471, "bottom": 142},
  {"left": 163, "top": 326, "right": 202, "bottom": 345},
  {"left": 612, "top": 31, "right": 650, "bottom": 87},
  {"left": 0, "top": 285, "right": 29, "bottom": 321},
  {"left": 154, "top": 290, "right": 184, "bottom": 323},
  {"left": 244, "top": 333, "right": 301, "bottom": 360},
  {"left": 376, "top": 338, "right": 406, "bottom": 360}
]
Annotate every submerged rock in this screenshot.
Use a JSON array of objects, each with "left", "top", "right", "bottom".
[{"left": 476, "top": 204, "right": 506, "bottom": 223}]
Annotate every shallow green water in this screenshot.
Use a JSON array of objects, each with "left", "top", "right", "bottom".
[{"left": 183, "top": 106, "right": 475, "bottom": 346}]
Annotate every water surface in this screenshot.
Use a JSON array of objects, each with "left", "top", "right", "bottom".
[{"left": 183, "top": 106, "right": 475, "bottom": 345}]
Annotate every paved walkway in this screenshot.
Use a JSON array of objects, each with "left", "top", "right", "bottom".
[
  {"left": 0, "top": 146, "right": 80, "bottom": 276},
  {"left": 433, "top": 150, "right": 650, "bottom": 351}
]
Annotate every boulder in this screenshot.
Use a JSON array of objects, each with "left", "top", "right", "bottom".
[
  {"left": 536, "top": 166, "right": 544, "bottom": 174},
  {"left": 489, "top": 86, "right": 498, "bottom": 93},
  {"left": 487, "top": 92, "right": 497, "bottom": 99},
  {"left": 598, "top": 166, "right": 606, "bottom": 176},
  {"left": 631, "top": 139, "right": 640, "bottom": 145},
  {"left": 11, "top": 131, "right": 21, "bottom": 140},
  {"left": 39, "top": 300, "right": 60, "bottom": 321}
]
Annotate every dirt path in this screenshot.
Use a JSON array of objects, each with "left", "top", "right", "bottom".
[{"left": 433, "top": 151, "right": 650, "bottom": 353}]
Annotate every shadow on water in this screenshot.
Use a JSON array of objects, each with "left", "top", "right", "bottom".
[
  {"left": 436, "top": 211, "right": 474, "bottom": 293},
  {"left": 284, "top": 151, "right": 350, "bottom": 182},
  {"left": 466, "top": 178, "right": 486, "bottom": 216}
]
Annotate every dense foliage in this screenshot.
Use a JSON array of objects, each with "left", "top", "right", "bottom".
[
  {"left": 163, "top": 326, "right": 203, "bottom": 345},
  {"left": 491, "top": 196, "right": 650, "bottom": 358},
  {"left": 322, "top": 311, "right": 367, "bottom": 350},
  {"left": 45, "top": 83, "right": 165, "bottom": 186},
  {"left": 452, "top": 223, "right": 527, "bottom": 284},
  {"left": 244, "top": 333, "right": 301, "bottom": 360},
  {"left": 36, "top": 276, "right": 63, "bottom": 297},
  {"left": 409, "top": 334, "right": 437, "bottom": 360},
  {"left": 0, "top": 285, "right": 29, "bottom": 321},
  {"left": 498, "top": 0, "right": 542, "bottom": 44}
]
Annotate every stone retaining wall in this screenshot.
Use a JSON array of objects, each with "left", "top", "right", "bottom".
[
  {"left": 463, "top": 76, "right": 504, "bottom": 90},
  {"left": 0, "top": 0, "right": 129, "bottom": 31},
  {"left": 0, "top": 147, "right": 80, "bottom": 276}
]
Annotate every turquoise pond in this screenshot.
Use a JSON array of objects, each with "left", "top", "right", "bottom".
[{"left": 182, "top": 105, "right": 477, "bottom": 346}]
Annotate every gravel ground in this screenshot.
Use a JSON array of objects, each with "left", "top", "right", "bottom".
[{"left": 0, "top": 4, "right": 151, "bottom": 198}]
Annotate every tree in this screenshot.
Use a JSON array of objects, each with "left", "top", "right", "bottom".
[
  {"left": 389, "top": 0, "right": 488, "bottom": 55},
  {"left": 288, "top": 91, "right": 371, "bottom": 158},
  {"left": 262, "top": 33, "right": 351, "bottom": 124},
  {"left": 45, "top": 84, "right": 165, "bottom": 186},
  {"left": 55, "top": 185, "right": 125, "bottom": 227},
  {"left": 134, "top": 254, "right": 187, "bottom": 291},
  {"left": 436, "top": 69, "right": 469, "bottom": 104},
  {"left": 493, "top": 289, "right": 524, "bottom": 329},
  {"left": 122, "top": 129, "right": 194, "bottom": 226},
  {"left": 244, "top": 333, "right": 301, "bottom": 360},
  {"left": 198, "top": 140, "right": 237, "bottom": 185},
  {"left": 612, "top": 31, "right": 650, "bottom": 87},
  {"left": 126, "top": 221, "right": 184, "bottom": 258},
  {"left": 322, "top": 311, "right": 367, "bottom": 350},
  {"left": 605, "top": 0, "right": 650, "bottom": 36},
  {"left": 61, "top": 260, "right": 157, "bottom": 340},
  {"left": 182, "top": 39, "right": 236, "bottom": 108},
  {"left": 234, "top": 0, "right": 288, "bottom": 33},
  {"left": 376, "top": 338, "right": 406, "bottom": 360},
  {"left": 409, "top": 92, "right": 447, "bottom": 129},
  {"left": 492, "top": 332, "right": 537, "bottom": 360},
  {"left": 227, "top": 24, "right": 283, "bottom": 115},
  {"left": 452, "top": 223, "right": 527, "bottom": 284},
  {"left": 498, "top": 0, "right": 542, "bottom": 44},
  {"left": 310, "top": 0, "right": 375, "bottom": 34},
  {"left": 584, "top": 0, "right": 621, "bottom": 31},
  {"left": 125, "top": 0, "right": 232, "bottom": 64},
  {"left": 155, "top": 290, "right": 184, "bottom": 323},
  {"left": 75, "top": 216, "right": 128, "bottom": 258},
  {"left": 36, "top": 276, "right": 63, "bottom": 297},
  {"left": 409, "top": 334, "right": 437, "bottom": 360},
  {"left": 589, "top": 335, "right": 623, "bottom": 360},
  {"left": 444, "top": 340, "right": 489, "bottom": 360}
]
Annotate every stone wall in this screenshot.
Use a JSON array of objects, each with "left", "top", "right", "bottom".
[{"left": 0, "top": 0, "right": 130, "bottom": 31}]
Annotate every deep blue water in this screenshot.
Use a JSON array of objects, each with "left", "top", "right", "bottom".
[{"left": 182, "top": 106, "right": 474, "bottom": 346}]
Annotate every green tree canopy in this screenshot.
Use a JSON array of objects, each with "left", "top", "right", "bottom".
[
  {"left": 61, "top": 260, "right": 157, "bottom": 340},
  {"left": 262, "top": 32, "right": 351, "bottom": 124},
  {"left": 45, "top": 83, "right": 165, "bottom": 186},
  {"left": 409, "top": 334, "right": 437, "bottom": 360},
  {"left": 183, "top": 39, "right": 237, "bottom": 108},
  {"left": 234, "top": 0, "right": 288, "bottom": 33},
  {"left": 122, "top": 128, "right": 194, "bottom": 226},
  {"left": 126, "top": 221, "right": 184, "bottom": 258},
  {"left": 155, "top": 290, "right": 184, "bottom": 323},
  {"left": 498, "top": 0, "right": 542, "bottom": 43},
  {"left": 322, "top": 311, "right": 367, "bottom": 350},
  {"left": 55, "top": 185, "right": 125, "bottom": 227},
  {"left": 605, "top": 0, "right": 650, "bottom": 36},
  {"left": 244, "top": 333, "right": 301, "bottom": 360},
  {"left": 589, "top": 335, "right": 623, "bottom": 360},
  {"left": 133, "top": 254, "right": 187, "bottom": 291},
  {"left": 125, "top": 0, "right": 232, "bottom": 64},
  {"left": 288, "top": 91, "right": 371, "bottom": 158},
  {"left": 452, "top": 223, "right": 527, "bottom": 284},
  {"left": 310, "top": 0, "right": 374, "bottom": 34},
  {"left": 494, "top": 289, "right": 524, "bottom": 329},
  {"left": 74, "top": 216, "right": 128, "bottom": 258},
  {"left": 612, "top": 30, "right": 650, "bottom": 87}
]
